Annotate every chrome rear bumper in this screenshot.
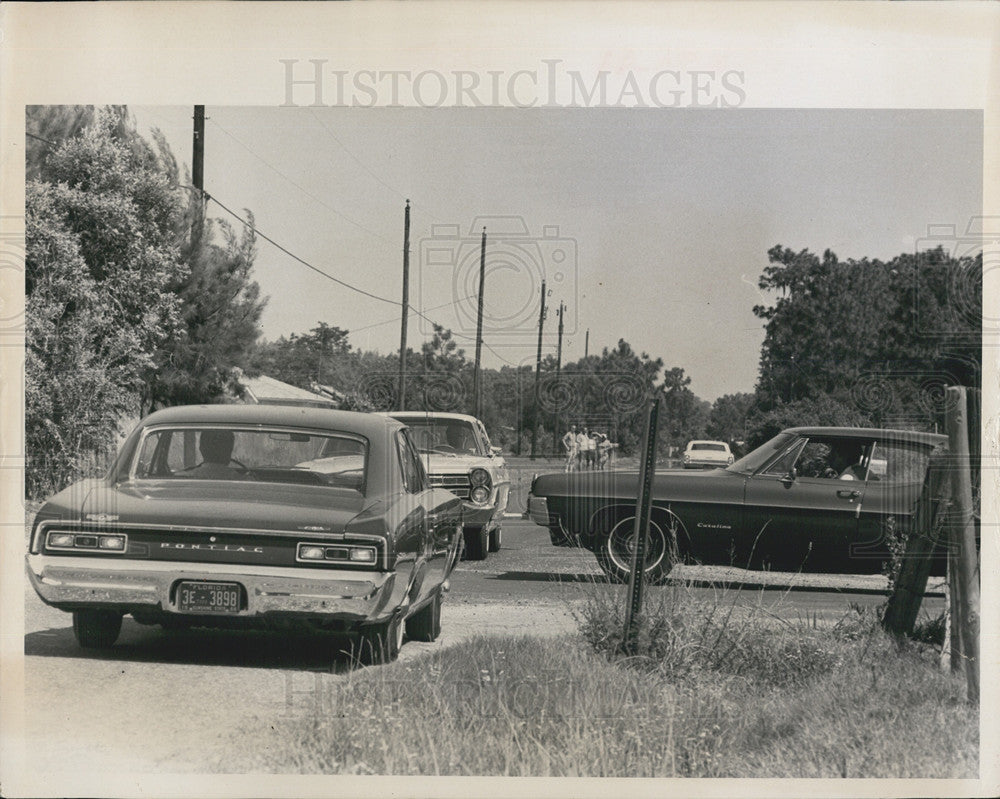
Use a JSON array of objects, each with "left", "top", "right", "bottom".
[{"left": 25, "top": 554, "right": 405, "bottom": 623}]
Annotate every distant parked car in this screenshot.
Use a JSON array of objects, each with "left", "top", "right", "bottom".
[
  {"left": 683, "top": 440, "right": 734, "bottom": 468},
  {"left": 387, "top": 412, "right": 510, "bottom": 560},
  {"left": 528, "top": 427, "right": 948, "bottom": 583},
  {"left": 26, "top": 405, "right": 464, "bottom": 664}
]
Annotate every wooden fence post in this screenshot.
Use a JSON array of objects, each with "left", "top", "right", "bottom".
[
  {"left": 882, "top": 445, "right": 950, "bottom": 636},
  {"left": 945, "top": 386, "right": 980, "bottom": 703}
]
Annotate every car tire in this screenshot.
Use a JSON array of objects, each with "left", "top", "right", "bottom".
[
  {"left": 72, "top": 609, "right": 123, "bottom": 649},
  {"left": 405, "top": 589, "right": 442, "bottom": 642},
  {"left": 464, "top": 526, "right": 489, "bottom": 561},
  {"left": 356, "top": 614, "right": 404, "bottom": 666},
  {"left": 594, "top": 513, "right": 680, "bottom": 585},
  {"left": 488, "top": 525, "right": 502, "bottom": 553}
]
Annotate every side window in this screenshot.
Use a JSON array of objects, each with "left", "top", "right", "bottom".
[
  {"left": 403, "top": 429, "right": 427, "bottom": 491},
  {"left": 763, "top": 440, "right": 804, "bottom": 476},
  {"left": 870, "top": 441, "right": 930, "bottom": 484},
  {"left": 396, "top": 431, "right": 424, "bottom": 494},
  {"left": 477, "top": 422, "right": 492, "bottom": 453},
  {"left": 779, "top": 437, "right": 872, "bottom": 480}
]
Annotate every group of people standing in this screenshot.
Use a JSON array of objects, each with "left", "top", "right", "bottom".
[{"left": 561, "top": 423, "right": 617, "bottom": 472}]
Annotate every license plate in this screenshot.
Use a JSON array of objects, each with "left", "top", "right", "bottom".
[{"left": 176, "top": 581, "right": 242, "bottom": 614}]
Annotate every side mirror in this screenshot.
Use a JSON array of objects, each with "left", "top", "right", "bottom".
[{"left": 780, "top": 467, "right": 797, "bottom": 486}]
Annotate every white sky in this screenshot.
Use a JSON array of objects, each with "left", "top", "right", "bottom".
[{"left": 131, "top": 107, "right": 982, "bottom": 402}]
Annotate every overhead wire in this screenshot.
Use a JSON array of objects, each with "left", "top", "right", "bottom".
[
  {"left": 208, "top": 118, "right": 396, "bottom": 247},
  {"left": 196, "top": 188, "right": 522, "bottom": 366}
]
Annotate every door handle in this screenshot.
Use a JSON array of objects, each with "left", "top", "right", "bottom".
[{"left": 837, "top": 489, "right": 860, "bottom": 500}]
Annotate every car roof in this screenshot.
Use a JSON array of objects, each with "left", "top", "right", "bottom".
[
  {"left": 385, "top": 411, "right": 481, "bottom": 423},
  {"left": 688, "top": 440, "right": 728, "bottom": 445},
  {"left": 784, "top": 426, "right": 947, "bottom": 446},
  {"left": 139, "top": 404, "right": 406, "bottom": 437}
]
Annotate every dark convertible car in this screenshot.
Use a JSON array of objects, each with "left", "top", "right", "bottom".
[
  {"left": 26, "top": 405, "right": 464, "bottom": 664},
  {"left": 527, "top": 427, "right": 947, "bottom": 582}
]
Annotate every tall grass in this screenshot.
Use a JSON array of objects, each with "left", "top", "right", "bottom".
[{"left": 232, "top": 581, "right": 977, "bottom": 777}]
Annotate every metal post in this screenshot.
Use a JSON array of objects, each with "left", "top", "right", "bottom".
[
  {"left": 397, "top": 200, "right": 411, "bottom": 411},
  {"left": 622, "top": 396, "right": 661, "bottom": 654}
]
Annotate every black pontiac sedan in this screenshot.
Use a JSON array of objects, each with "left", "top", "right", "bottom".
[
  {"left": 527, "top": 427, "right": 947, "bottom": 582},
  {"left": 26, "top": 404, "right": 464, "bottom": 664}
]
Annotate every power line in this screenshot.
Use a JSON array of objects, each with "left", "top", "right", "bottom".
[
  {"left": 195, "top": 187, "right": 519, "bottom": 367},
  {"left": 203, "top": 190, "right": 399, "bottom": 307},
  {"left": 307, "top": 109, "right": 446, "bottom": 224},
  {"left": 208, "top": 118, "right": 396, "bottom": 247},
  {"left": 26, "top": 131, "right": 57, "bottom": 146}
]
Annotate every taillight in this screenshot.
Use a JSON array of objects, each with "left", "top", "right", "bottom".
[
  {"left": 46, "top": 531, "right": 127, "bottom": 553},
  {"left": 297, "top": 542, "right": 378, "bottom": 565}
]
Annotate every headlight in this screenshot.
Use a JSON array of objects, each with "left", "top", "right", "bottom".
[
  {"left": 470, "top": 485, "right": 491, "bottom": 504},
  {"left": 470, "top": 468, "right": 491, "bottom": 487}
]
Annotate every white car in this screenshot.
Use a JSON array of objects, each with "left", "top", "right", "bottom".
[
  {"left": 682, "top": 440, "right": 734, "bottom": 469},
  {"left": 387, "top": 412, "right": 510, "bottom": 560}
]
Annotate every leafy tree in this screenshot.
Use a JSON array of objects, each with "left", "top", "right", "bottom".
[
  {"left": 149, "top": 213, "right": 266, "bottom": 407},
  {"left": 707, "top": 392, "right": 758, "bottom": 452},
  {"left": 251, "top": 322, "right": 352, "bottom": 389},
  {"left": 657, "top": 366, "right": 709, "bottom": 455},
  {"left": 26, "top": 109, "right": 187, "bottom": 495},
  {"left": 751, "top": 244, "right": 981, "bottom": 434},
  {"left": 744, "top": 395, "right": 868, "bottom": 450}
]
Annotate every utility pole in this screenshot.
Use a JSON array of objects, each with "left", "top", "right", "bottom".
[
  {"left": 553, "top": 302, "right": 564, "bottom": 453},
  {"left": 472, "top": 227, "right": 487, "bottom": 418},
  {"left": 192, "top": 105, "right": 206, "bottom": 243},
  {"left": 397, "top": 200, "right": 411, "bottom": 411},
  {"left": 531, "top": 281, "right": 547, "bottom": 459},
  {"left": 585, "top": 328, "right": 589, "bottom": 359}
]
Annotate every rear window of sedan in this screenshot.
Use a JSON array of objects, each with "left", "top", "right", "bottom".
[
  {"left": 690, "top": 442, "right": 728, "bottom": 452},
  {"left": 132, "top": 427, "right": 368, "bottom": 491}
]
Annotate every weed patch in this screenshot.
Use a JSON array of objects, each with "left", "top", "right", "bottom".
[{"left": 240, "top": 618, "right": 977, "bottom": 777}]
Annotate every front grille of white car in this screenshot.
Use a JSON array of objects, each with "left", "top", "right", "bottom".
[{"left": 427, "top": 473, "right": 470, "bottom": 499}]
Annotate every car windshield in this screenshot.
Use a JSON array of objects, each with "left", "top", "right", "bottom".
[
  {"left": 691, "top": 443, "right": 727, "bottom": 452},
  {"left": 726, "top": 432, "right": 798, "bottom": 475},
  {"left": 399, "top": 419, "right": 484, "bottom": 456},
  {"left": 132, "top": 426, "right": 368, "bottom": 491}
]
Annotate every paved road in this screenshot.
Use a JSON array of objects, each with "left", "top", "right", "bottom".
[{"left": 18, "top": 517, "right": 943, "bottom": 776}]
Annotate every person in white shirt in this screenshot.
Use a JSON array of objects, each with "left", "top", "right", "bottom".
[
  {"left": 579, "top": 426, "right": 597, "bottom": 470},
  {"left": 561, "top": 424, "right": 579, "bottom": 472}
]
